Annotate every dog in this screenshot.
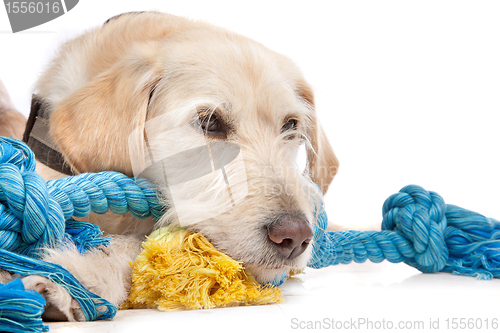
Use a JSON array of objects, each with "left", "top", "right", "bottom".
[{"left": 0, "top": 11, "right": 339, "bottom": 321}]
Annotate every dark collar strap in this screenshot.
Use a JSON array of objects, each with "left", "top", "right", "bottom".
[{"left": 22, "top": 95, "right": 75, "bottom": 176}]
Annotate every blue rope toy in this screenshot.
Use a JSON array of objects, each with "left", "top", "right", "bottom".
[
  {"left": 0, "top": 137, "right": 163, "bottom": 332},
  {"left": 0, "top": 137, "right": 499, "bottom": 332}
]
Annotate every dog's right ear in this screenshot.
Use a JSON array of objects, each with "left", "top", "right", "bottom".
[{"left": 49, "top": 42, "right": 162, "bottom": 175}]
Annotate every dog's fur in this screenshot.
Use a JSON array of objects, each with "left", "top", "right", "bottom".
[
  {"left": 0, "top": 12, "right": 339, "bottom": 321},
  {"left": 0, "top": 80, "right": 26, "bottom": 140}
]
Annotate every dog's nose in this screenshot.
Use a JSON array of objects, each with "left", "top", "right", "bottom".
[{"left": 267, "top": 217, "right": 313, "bottom": 260}]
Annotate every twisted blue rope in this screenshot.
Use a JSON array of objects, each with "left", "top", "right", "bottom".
[
  {"left": 0, "top": 138, "right": 164, "bottom": 258},
  {"left": 0, "top": 137, "right": 164, "bottom": 330},
  {"left": 308, "top": 185, "right": 500, "bottom": 280},
  {"left": 2, "top": 136, "right": 500, "bottom": 331}
]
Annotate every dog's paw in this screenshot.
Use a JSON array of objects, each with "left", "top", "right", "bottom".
[{"left": 22, "top": 275, "right": 86, "bottom": 322}]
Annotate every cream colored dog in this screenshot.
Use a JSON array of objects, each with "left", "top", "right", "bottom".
[{"left": 0, "top": 11, "right": 338, "bottom": 321}]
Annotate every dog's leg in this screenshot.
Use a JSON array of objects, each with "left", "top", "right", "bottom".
[
  {"left": 0, "top": 79, "right": 26, "bottom": 140},
  {"left": 22, "top": 275, "right": 83, "bottom": 321},
  {"left": 22, "top": 235, "right": 143, "bottom": 321}
]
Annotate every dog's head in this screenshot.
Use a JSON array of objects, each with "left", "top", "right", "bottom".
[{"left": 46, "top": 13, "right": 339, "bottom": 284}]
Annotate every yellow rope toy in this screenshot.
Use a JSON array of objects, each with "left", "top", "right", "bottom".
[{"left": 124, "top": 227, "right": 283, "bottom": 311}]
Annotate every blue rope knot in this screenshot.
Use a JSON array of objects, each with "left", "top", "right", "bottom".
[
  {"left": 0, "top": 138, "right": 164, "bottom": 259},
  {"left": 309, "top": 184, "right": 500, "bottom": 281},
  {"left": 0, "top": 137, "right": 164, "bottom": 325},
  {"left": 381, "top": 185, "right": 449, "bottom": 273},
  {"left": 0, "top": 164, "right": 65, "bottom": 257}
]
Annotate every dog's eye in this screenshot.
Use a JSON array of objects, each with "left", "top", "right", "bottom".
[
  {"left": 200, "top": 114, "right": 220, "bottom": 132},
  {"left": 282, "top": 118, "right": 297, "bottom": 132},
  {"left": 196, "top": 112, "right": 227, "bottom": 139},
  {"left": 281, "top": 118, "right": 298, "bottom": 139}
]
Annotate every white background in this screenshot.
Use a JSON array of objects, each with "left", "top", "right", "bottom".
[
  {"left": 2, "top": 1, "right": 500, "bottom": 332},
  {"left": 2, "top": 0, "right": 500, "bottom": 229}
]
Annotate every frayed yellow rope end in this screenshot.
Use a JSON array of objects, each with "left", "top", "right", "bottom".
[{"left": 122, "top": 228, "right": 283, "bottom": 311}]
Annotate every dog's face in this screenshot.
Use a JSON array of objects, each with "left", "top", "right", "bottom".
[{"left": 44, "top": 13, "right": 339, "bottom": 284}]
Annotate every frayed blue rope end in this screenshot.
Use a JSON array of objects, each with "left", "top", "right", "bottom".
[{"left": 64, "top": 219, "right": 110, "bottom": 253}]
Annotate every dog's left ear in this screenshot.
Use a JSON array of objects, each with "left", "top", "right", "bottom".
[{"left": 297, "top": 81, "right": 339, "bottom": 194}]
